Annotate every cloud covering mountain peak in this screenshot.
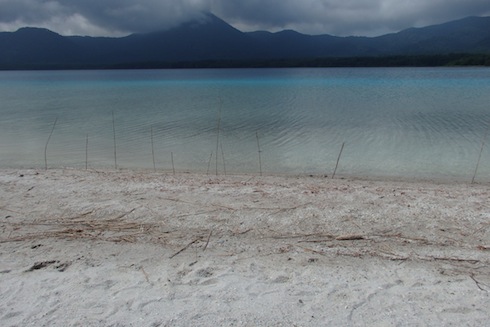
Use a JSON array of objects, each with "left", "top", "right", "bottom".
[{"left": 0, "top": 0, "right": 489, "bottom": 37}]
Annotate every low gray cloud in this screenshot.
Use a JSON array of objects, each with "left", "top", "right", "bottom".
[
  {"left": 0, "top": 0, "right": 489, "bottom": 36},
  {"left": 0, "top": 0, "right": 210, "bottom": 36},
  {"left": 212, "top": 0, "right": 490, "bottom": 36}
]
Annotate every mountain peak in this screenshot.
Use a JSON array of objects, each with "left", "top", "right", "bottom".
[
  {"left": 15, "top": 27, "right": 62, "bottom": 36},
  {"left": 170, "top": 11, "right": 242, "bottom": 34},
  {"left": 1, "top": 15, "right": 490, "bottom": 68}
]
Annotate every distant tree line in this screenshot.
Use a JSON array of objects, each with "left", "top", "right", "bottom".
[
  {"left": 1, "top": 53, "right": 489, "bottom": 70},
  {"left": 104, "top": 54, "right": 490, "bottom": 69}
]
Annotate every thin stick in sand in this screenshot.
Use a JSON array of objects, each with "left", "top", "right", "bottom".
[
  {"left": 203, "top": 231, "right": 213, "bottom": 251},
  {"left": 170, "top": 238, "right": 201, "bottom": 259}
]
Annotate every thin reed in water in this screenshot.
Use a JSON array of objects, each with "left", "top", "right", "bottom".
[
  {"left": 332, "top": 142, "right": 345, "bottom": 179},
  {"left": 171, "top": 152, "right": 175, "bottom": 175},
  {"left": 215, "top": 98, "right": 222, "bottom": 176},
  {"left": 151, "top": 126, "right": 156, "bottom": 171},
  {"left": 112, "top": 111, "right": 117, "bottom": 170},
  {"left": 472, "top": 121, "right": 490, "bottom": 184},
  {"left": 256, "top": 131, "right": 263, "bottom": 176},
  {"left": 85, "top": 134, "right": 88, "bottom": 170},
  {"left": 44, "top": 117, "right": 58, "bottom": 170},
  {"left": 207, "top": 152, "right": 213, "bottom": 175},
  {"left": 221, "top": 143, "right": 227, "bottom": 176}
]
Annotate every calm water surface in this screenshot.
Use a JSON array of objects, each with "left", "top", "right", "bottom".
[{"left": 1, "top": 67, "right": 490, "bottom": 181}]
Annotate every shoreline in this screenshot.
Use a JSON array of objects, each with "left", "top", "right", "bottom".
[
  {"left": 5, "top": 164, "right": 489, "bottom": 186},
  {"left": 1, "top": 168, "right": 489, "bottom": 326}
]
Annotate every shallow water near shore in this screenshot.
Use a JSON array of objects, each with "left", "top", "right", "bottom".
[{"left": 1, "top": 67, "right": 490, "bottom": 181}]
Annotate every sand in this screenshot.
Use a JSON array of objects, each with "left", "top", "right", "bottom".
[{"left": 1, "top": 168, "right": 489, "bottom": 326}]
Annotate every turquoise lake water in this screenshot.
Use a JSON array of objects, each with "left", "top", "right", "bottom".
[{"left": 1, "top": 67, "right": 490, "bottom": 181}]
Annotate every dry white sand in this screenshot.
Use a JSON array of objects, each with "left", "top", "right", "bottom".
[{"left": 1, "top": 169, "right": 489, "bottom": 326}]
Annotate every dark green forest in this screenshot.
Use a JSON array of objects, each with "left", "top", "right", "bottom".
[{"left": 1, "top": 53, "right": 488, "bottom": 70}]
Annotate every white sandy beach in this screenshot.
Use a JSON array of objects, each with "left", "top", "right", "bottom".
[{"left": 1, "top": 169, "right": 489, "bottom": 326}]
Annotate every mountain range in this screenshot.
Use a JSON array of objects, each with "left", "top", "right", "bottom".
[{"left": 1, "top": 13, "right": 490, "bottom": 69}]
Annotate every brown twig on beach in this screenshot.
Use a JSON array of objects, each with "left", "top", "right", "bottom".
[
  {"left": 114, "top": 208, "right": 137, "bottom": 219},
  {"left": 297, "top": 235, "right": 365, "bottom": 243},
  {"left": 299, "top": 244, "right": 485, "bottom": 264},
  {"left": 272, "top": 232, "right": 334, "bottom": 240},
  {"left": 170, "top": 238, "right": 201, "bottom": 259},
  {"left": 26, "top": 260, "right": 57, "bottom": 272},
  {"left": 427, "top": 256, "right": 481, "bottom": 264},
  {"left": 141, "top": 266, "right": 151, "bottom": 283},
  {"left": 233, "top": 228, "right": 253, "bottom": 235},
  {"left": 0, "top": 207, "right": 165, "bottom": 244},
  {"left": 160, "top": 197, "right": 236, "bottom": 210},
  {"left": 470, "top": 274, "right": 489, "bottom": 292},
  {"left": 203, "top": 231, "right": 213, "bottom": 251},
  {"left": 470, "top": 223, "right": 490, "bottom": 236},
  {"left": 296, "top": 245, "right": 326, "bottom": 255},
  {"left": 335, "top": 234, "right": 365, "bottom": 240}
]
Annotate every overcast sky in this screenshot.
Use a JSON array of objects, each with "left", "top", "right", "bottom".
[{"left": 1, "top": 0, "right": 490, "bottom": 37}]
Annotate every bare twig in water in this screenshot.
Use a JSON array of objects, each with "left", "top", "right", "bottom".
[
  {"left": 332, "top": 142, "right": 345, "bottom": 179},
  {"left": 256, "top": 131, "right": 263, "bottom": 176},
  {"left": 472, "top": 120, "right": 490, "bottom": 184},
  {"left": 215, "top": 98, "right": 222, "bottom": 176},
  {"left": 85, "top": 134, "right": 89, "bottom": 170},
  {"left": 151, "top": 126, "right": 156, "bottom": 171},
  {"left": 44, "top": 117, "right": 58, "bottom": 170},
  {"left": 112, "top": 111, "right": 117, "bottom": 170},
  {"left": 171, "top": 152, "right": 175, "bottom": 175},
  {"left": 207, "top": 152, "right": 213, "bottom": 175},
  {"left": 221, "top": 143, "right": 227, "bottom": 176}
]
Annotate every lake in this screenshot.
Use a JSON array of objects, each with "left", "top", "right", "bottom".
[{"left": 1, "top": 67, "right": 490, "bottom": 181}]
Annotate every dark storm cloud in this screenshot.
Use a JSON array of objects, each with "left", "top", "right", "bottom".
[
  {"left": 212, "top": 0, "right": 490, "bottom": 36},
  {"left": 0, "top": 0, "right": 489, "bottom": 36},
  {"left": 0, "top": 0, "right": 210, "bottom": 35}
]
